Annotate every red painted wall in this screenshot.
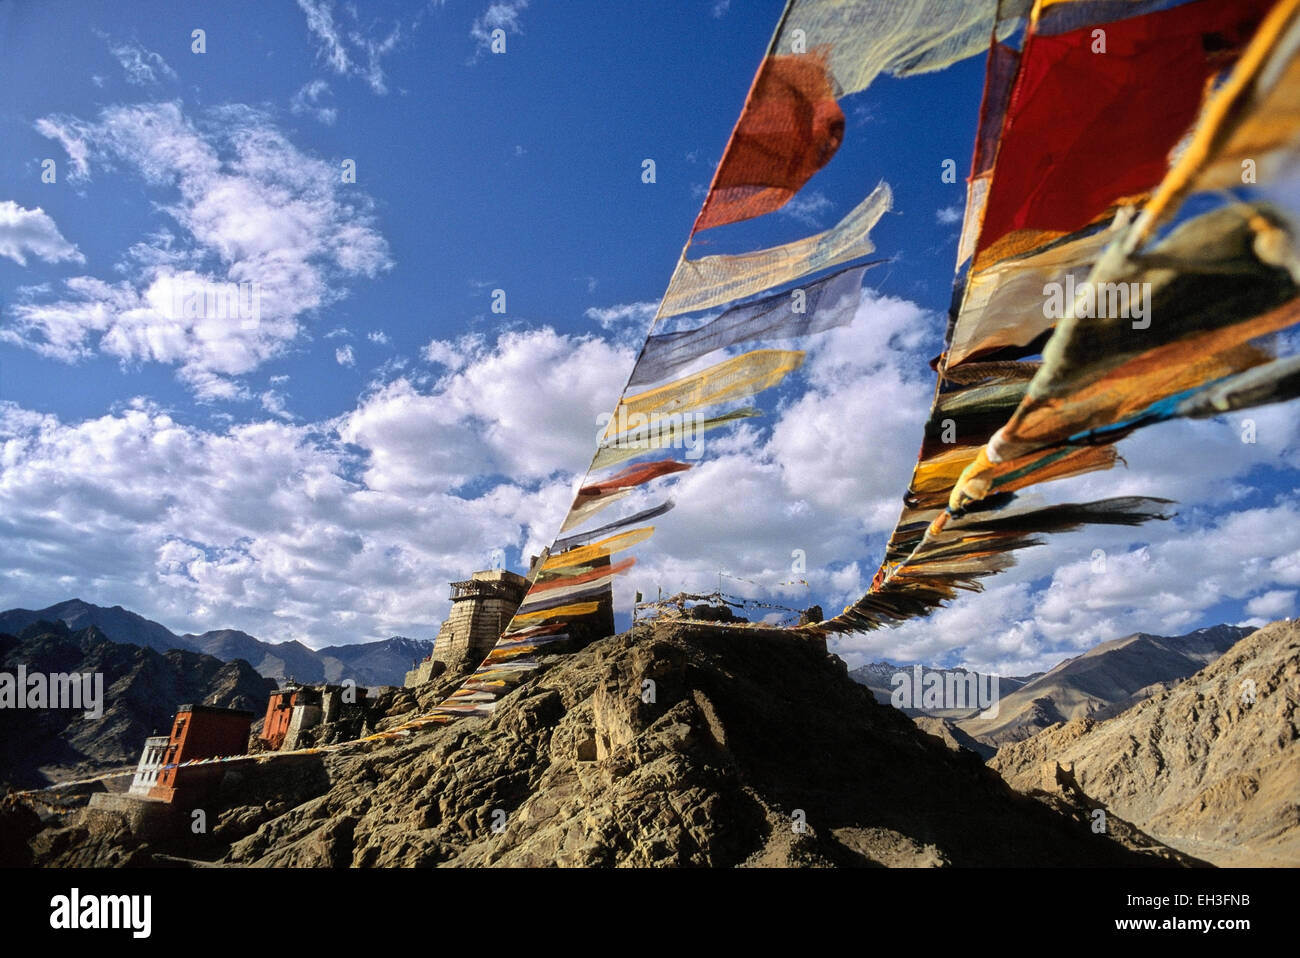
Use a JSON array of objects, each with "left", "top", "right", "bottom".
[
  {"left": 261, "top": 690, "right": 298, "bottom": 750},
  {"left": 149, "top": 706, "right": 254, "bottom": 803}
]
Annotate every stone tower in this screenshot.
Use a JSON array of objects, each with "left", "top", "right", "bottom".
[{"left": 430, "top": 569, "right": 529, "bottom": 672}]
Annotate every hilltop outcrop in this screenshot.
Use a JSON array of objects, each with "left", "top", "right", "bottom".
[{"left": 19, "top": 622, "right": 1200, "bottom": 867}]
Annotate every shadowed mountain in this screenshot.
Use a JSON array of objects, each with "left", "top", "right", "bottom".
[
  {"left": 0, "top": 600, "right": 194, "bottom": 654},
  {"left": 315, "top": 637, "right": 436, "bottom": 687},
  {"left": 0, "top": 600, "right": 432, "bottom": 688},
  {"left": 184, "top": 630, "right": 328, "bottom": 684},
  {"left": 0, "top": 620, "right": 276, "bottom": 790}
]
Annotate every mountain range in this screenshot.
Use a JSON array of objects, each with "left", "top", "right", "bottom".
[
  {"left": 0, "top": 619, "right": 277, "bottom": 790},
  {"left": 848, "top": 661, "right": 1041, "bottom": 709},
  {"left": 957, "top": 624, "right": 1253, "bottom": 745},
  {"left": 848, "top": 625, "right": 1254, "bottom": 748},
  {"left": 12, "top": 621, "right": 1198, "bottom": 867},
  {"left": 0, "top": 600, "right": 433, "bottom": 688},
  {"left": 991, "top": 620, "right": 1298, "bottom": 867}
]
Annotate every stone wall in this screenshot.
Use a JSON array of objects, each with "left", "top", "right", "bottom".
[
  {"left": 281, "top": 703, "right": 323, "bottom": 752},
  {"left": 84, "top": 792, "right": 181, "bottom": 841},
  {"left": 403, "top": 658, "right": 446, "bottom": 688}
]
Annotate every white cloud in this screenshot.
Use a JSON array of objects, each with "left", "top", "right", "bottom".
[
  {"left": 367, "top": 330, "right": 389, "bottom": 345},
  {"left": 712, "top": 0, "right": 732, "bottom": 17},
  {"left": 422, "top": 335, "right": 480, "bottom": 371},
  {"left": 34, "top": 118, "right": 90, "bottom": 181},
  {"left": 583, "top": 301, "right": 657, "bottom": 332},
  {"left": 598, "top": 288, "right": 942, "bottom": 622},
  {"left": 108, "top": 40, "right": 178, "bottom": 86},
  {"left": 335, "top": 344, "right": 356, "bottom": 366},
  {"left": 259, "top": 390, "right": 293, "bottom": 420},
  {"left": 568, "top": 286, "right": 1300, "bottom": 677},
  {"left": 778, "top": 190, "right": 834, "bottom": 228},
  {"left": 0, "top": 324, "right": 632, "bottom": 645},
  {"left": 348, "top": 326, "right": 634, "bottom": 494},
  {"left": 296, "top": 0, "right": 400, "bottom": 94},
  {"left": 1246, "top": 588, "right": 1295, "bottom": 619},
  {"left": 17, "top": 102, "right": 391, "bottom": 397},
  {"left": 4, "top": 243, "right": 1297, "bottom": 673},
  {"left": 0, "top": 202, "right": 84, "bottom": 267},
  {"left": 936, "top": 205, "right": 962, "bottom": 225},
  {"left": 297, "top": 0, "right": 350, "bottom": 75},
  {"left": 470, "top": 1, "right": 528, "bottom": 58},
  {"left": 840, "top": 497, "right": 1300, "bottom": 675},
  {"left": 290, "top": 79, "right": 338, "bottom": 125}
]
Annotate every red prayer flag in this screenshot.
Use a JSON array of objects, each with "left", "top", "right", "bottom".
[{"left": 692, "top": 51, "right": 845, "bottom": 234}]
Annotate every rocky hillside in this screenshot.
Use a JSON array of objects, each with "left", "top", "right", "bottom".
[
  {"left": 19, "top": 623, "right": 1201, "bottom": 867},
  {"left": 0, "top": 621, "right": 277, "bottom": 790},
  {"left": 1, "top": 599, "right": 432, "bottom": 686},
  {"left": 960, "top": 624, "right": 1253, "bottom": 746},
  {"left": 990, "top": 620, "right": 1299, "bottom": 867}
]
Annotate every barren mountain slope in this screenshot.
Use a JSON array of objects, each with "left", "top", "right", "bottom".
[{"left": 991, "top": 620, "right": 1299, "bottom": 867}]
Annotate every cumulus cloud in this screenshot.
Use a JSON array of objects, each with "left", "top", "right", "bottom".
[
  {"left": 936, "top": 205, "right": 962, "bottom": 225},
  {"left": 0, "top": 323, "right": 638, "bottom": 644},
  {"left": 421, "top": 338, "right": 464, "bottom": 370},
  {"left": 0, "top": 202, "right": 84, "bottom": 267},
  {"left": 1245, "top": 588, "right": 1296, "bottom": 619},
  {"left": 571, "top": 286, "right": 1300, "bottom": 678},
  {"left": 16, "top": 102, "right": 391, "bottom": 399},
  {"left": 353, "top": 326, "right": 634, "bottom": 494},
  {"left": 834, "top": 495, "right": 1300, "bottom": 675},
  {"left": 259, "top": 390, "right": 293, "bottom": 420},
  {"left": 3, "top": 236, "right": 1297, "bottom": 669},
  {"left": 335, "top": 345, "right": 356, "bottom": 366},
  {"left": 592, "top": 288, "right": 942, "bottom": 622}
]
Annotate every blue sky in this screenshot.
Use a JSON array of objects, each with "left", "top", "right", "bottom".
[{"left": 1, "top": 0, "right": 1298, "bottom": 675}]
